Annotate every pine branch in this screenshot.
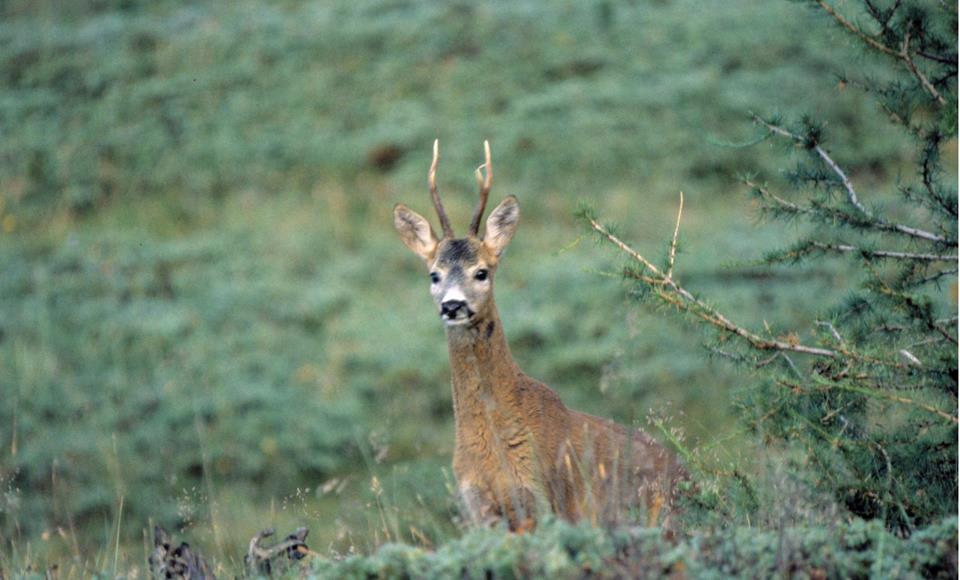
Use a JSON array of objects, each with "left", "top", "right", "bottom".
[
  {"left": 585, "top": 215, "right": 841, "bottom": 358},
  {"left": 807, "top": 241, "right": 957, "bottom": 262},
  {"left": 747, "top": 179, "right": 954, "bottom": 243},
  {"left": 867, "top": 268, "right": 960, "bottom": 346},
  {"left": 814, "top": 0, "right": 899, "bottom": 57},
  {"left": 753, "top": 116, "right": 950, "bottom": 243},
  {"left": 755, "top": 116, "right": 870, "bottom": 215},
  {"left": 899, "top": 30, "right": 948, "bottom": 107},
  {"left": 836, "top": 75, "right": 915, "bottom": 131},
  {"left": 778, "top": 378, "right": 958, "bottom": 424},
  {"left": 814, "top": 0, "right": 949, "bottom": 106},
  {"left": 587, "top": 209, "right": 931, "bottom": 377},
  {"left": 915, "top": 50, "right": 957, "bottom": 66}
]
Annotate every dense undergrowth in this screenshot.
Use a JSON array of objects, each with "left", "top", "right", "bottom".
[{"left": 306, "top": 516, "right": 958, "bottom": 579}]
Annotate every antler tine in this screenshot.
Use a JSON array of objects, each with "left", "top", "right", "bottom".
[
  {"left": 429, "top": 139, "right": 455, "bottom": 238},
  {"left": 469, "top": 140, "right": 493, "bottom": 237}
]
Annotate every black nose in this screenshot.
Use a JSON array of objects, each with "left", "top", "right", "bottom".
[{"left": 441, "top": 300, "right": 466, "bottom": 318}]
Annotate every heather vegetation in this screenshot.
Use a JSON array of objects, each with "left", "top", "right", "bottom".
[{"left": 0, "top": 0, "right": 955, "bottom": 577}]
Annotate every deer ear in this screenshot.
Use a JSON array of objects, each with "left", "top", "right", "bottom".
[
  {"left": 483, "top": 196, "right": 519, "bottom": 257},
  {"left": 394, "top": 204, "right": 439, "bottom": 261}
]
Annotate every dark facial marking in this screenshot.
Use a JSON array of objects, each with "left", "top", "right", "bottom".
[
  {"left": 485, "top": 320, "right": 496, "bottom": 339},
  {"left": 439, "top": 239, "right": 476, "bottom": 265}
]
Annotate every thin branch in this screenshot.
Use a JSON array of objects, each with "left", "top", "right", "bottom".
[
  {"left": 754, "top": 116, "right": 869, "bottom": 216},
  {"left": 667, "top": 191, "right": 684, "bottom": 280},
  {"left": 748, "top": 180, "right": 958, "bottom": 250},
  {"left": 916, "top": 267, "right": 957, "bottom": 286},
  {"left": 590, "top": 212, "right": 923, "bottom": 372},
  {"left": 746, "top": 180, "right": 810, "bottom": 213},
  {"left": 816, "top": 320, "right": 847, "bottom": 347},
  {"left": 900, "top": 31, "right": 948, "bottom": 106},
  {"left": 747, "top": 179, "right": 933, "bottom": 242},
  {"left": 752, "top": 117, "right": 948, "bottom": 243},
  {"left": 837, "top": 76, "right": 915, "bottom": 131},
  {"left": 815, "top": 0, "right": 947, "bottom": 106},
  {"left": 898, "top": 349, "right": 923, "bottom": 366},
  {"left": 868, "top": 264, "right": 960, "bottom": 346},
  {"left": 815, "top": 0, "right": 898, "bottom": 56},
  {"left": 916, "top": 50, "right": 958, "bottom": 65},
  {"left": 809, "top": 241, "right": 957, "bottom": 262},
  {"left": 587, "top": 216, "right": 842, "bottom": 358},
  {"left": 778, "top": 379, "right": 958, "bottom": 425},
  {"left": 863, "top": 0, "right": 897, "bottom": 34},
  {"left": 780, "top": 352, "right": 804, "bottom": 379}
]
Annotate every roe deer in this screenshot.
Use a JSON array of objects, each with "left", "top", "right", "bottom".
[{"left": 393, "top": 140, "right": 687, "bottom": 531}]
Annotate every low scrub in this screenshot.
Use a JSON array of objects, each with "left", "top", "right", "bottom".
[{"left": 308, "top": 516, "right": 958, "bottom": 579}]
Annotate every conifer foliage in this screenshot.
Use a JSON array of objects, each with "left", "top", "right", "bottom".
[{"left": 583, "top": 0, "right": 957, "bottom": 532}]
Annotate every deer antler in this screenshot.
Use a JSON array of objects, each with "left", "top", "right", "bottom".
[
  {"left": 429, "top": 139, "right": 455, "bottom": 239},
  {"left": 469, "top": 140, "right": 492, "bottom": 237}
]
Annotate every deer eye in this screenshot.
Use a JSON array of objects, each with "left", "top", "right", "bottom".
[
  {"left": 474, "top": 269, "right": 488, "bottom": 281},
  {"left": 430, "top": 272, "right": 440, "bottom": 284}
]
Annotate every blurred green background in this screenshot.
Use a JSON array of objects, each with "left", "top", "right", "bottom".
[{"left": 0, "top": 0, "right": 952, "bottom": 572}]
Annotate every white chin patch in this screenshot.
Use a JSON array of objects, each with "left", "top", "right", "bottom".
[{"left": 443, "top": 314, "right": 472, "bottom": 326}]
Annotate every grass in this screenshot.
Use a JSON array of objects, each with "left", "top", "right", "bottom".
[{"left": 0, "top": 0, "right": 955, "bottom": 576}]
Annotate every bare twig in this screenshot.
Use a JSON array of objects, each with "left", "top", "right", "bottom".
[
  {"left": 150, "top": 525, "right": 213, "bottom": 579},
  {"left": 752, "top": 117, "right": 947, "bottom": 243},
  {"left": 915, "top": 50, "right": 957, "bottom": 65},
  {"left": 780, "top": 352, "right": 804, "bottom": 379},
  {"left": 898, "top": 349, "right": 923, "bottom": 366},
  {"left": 746, "top": 180, "right": 810, "bottom": 215},
  {"left": 710, "top": 347, "right": 750, "bottom": 364},
  {"left": 667, "top": 191, "right": 684, "bottom": 280},
  {"left": 808, "top": 241, "right": 957, "bottom": 262},
  {"left": 246, "top": 527, "right": 311, "bottom": 576},
  {"left": 816, "top": 320, "right": 847, "bottom": 347}
]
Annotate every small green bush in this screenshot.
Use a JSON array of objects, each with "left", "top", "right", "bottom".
[{"left": 308, "top": 516, "right": 959, "bottom": 579}]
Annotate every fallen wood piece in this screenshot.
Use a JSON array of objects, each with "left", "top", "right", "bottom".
[
  {"left": 245, "top": 527, "right": 310, "bottom": 576},
  {"left": 149, "top": 525, "right": 213, "bottom": 580}
]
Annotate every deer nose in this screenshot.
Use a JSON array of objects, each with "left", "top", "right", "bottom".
[{"left": 441, "top": 300, "right": 467, "bottom": 318}]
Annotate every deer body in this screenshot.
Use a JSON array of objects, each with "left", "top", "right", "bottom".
[{"left": 394, "top": 141, "right": 686, "bottom": 531}]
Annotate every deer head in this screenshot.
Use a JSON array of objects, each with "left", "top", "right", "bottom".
[{"left": 394, "top": 140, "right": 519, "bottom": 326}]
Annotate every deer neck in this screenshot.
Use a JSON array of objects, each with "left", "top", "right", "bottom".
[{"left": 445, "top": 302, "right": 521, "bottom": 420}]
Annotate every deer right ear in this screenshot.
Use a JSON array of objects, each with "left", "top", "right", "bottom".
[
  {"left": 483, "top": 196, "right": 519, "bottom": 257},
  {"left": 394, "top": 204, "right": 439, "bottom": 262}
]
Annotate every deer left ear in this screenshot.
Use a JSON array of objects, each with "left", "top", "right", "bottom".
[
  {"left": 483, "top": 196, "right": 519, "bottom": 257},
  {"left": 394, "top": 204, "right": 439, "bottom": 262}
]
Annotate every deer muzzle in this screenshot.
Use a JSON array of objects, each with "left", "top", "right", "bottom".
[{"left": 441, "top": 299, "right": 471, "bottom": 321}]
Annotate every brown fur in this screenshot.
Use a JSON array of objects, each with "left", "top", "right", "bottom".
[
  {"left": 395, "top": 195, "right": 687, "bottom": 531},
  {"left": 445, "top": 289, "right": 687, "bottom": 530}
]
